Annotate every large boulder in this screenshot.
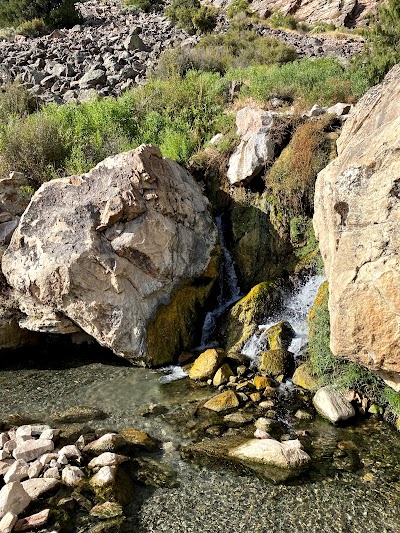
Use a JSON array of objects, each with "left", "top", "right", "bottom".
[
  {"left": 227, "top": 108, "right": 275, "bottom": 186},
  {"left": 313, "top": 65, "right": 400, "bottom": 390},
  {"left": 2, "top": 145, "right": 218, "bottom": 365}
]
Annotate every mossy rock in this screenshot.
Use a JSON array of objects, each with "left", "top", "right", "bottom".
[
  {"left": 229, "top": 190, "right": 290, "bottom": 290},
  {"left": 225, "top": 280, "right": 282, "bottom": 353},
  {"left": 265, "top": 321, "right": 295, "bottom": 350},
  {"left": 90, "top": 466, "right": 135, "bottom": 506},
  {"left": 146, "top": 246, "right": 220, "bottom": 366},
  {"left": 308, "top": 280, "right": 329, "bottom": 324},
  {"left": 292, "top": 362, "right": 319, "bottom": 392},
  {"left": 259, "top": 349, "right": 294, "bottom": 378}
]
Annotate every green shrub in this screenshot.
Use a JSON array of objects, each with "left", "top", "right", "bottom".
[
  {"left": 352, "top": 0, "right": 400, "bottom": 86},
  {"left": 192, "top": 6, "right": 218, "bottom": 34},
  {"left": 268, "top": 12, "right": 298, "bottom": 30},
  {"left": 226, "top": 57, "right": 358, "bottom": 106},
  {"left": 226, "top": 0, "right": 249, "bottom": 19},
  {"left": 165, "top": 0, "right": 217, "bottom": 34},
  {"left": 123, "top": 0, "right": 162, "bottom": 12},
  {"left": 0, "top": 0, "right": 82, "bottom": 30},
  {"left": 17, "top": 17, "right": 46, "bottom": 36},
  {"left": 0, "top": 114, "right": 68, "bottom": 186},
  {"left": 0, "top": 82, "right": 37, "bottom": 126},
  {"left": 154, "top": 30, "right": 297, "bottom": 77}
]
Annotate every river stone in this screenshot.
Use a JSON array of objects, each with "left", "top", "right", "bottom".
[
  {"left": 88, "top": 453, "right": 129, "bottom": 469},
  {"left": 0, "top": 512, "right": 17, "bottom": 532},
  {"left": 292, "top": 362, "right": 319, "bottom": 391},
  {"left": 0, "top": 433, "right": 9, "bottom": 448},
  {"left": 62, "top": 466, "right": 85, "bottom": 487},
  {"left": 21, "top": 478, "right": 59, "bottom": 500},
  {"left": 203, "top": 390, "right": 240, "bottom": 412},
  {"left": 14, "top": 509, "right": 50, "bottom": 532},
  {"left": 253, "top": 376, "right": 274, "bottom": 391},
  {"left": 3, "top": 145, "right": 218, "bottom": 365},
  {"left": 58, "top": 445, "right": 81, "bottom": 461},
  {"left": 259, "top": 349, "right": 294, "bottom": 378},
  {"left": 265, "top": 321, "right": 295, "bottom": 350},
  {"left": 313, "top": 386, "right": 355, "bottom": 424},
  {"left": 189, "top": 349, "right": 226, "bottom": 381},
  {"left": 13, "top": 439, "right": 54, "bottom": 462},
  {"left": 4, "top": 460, "right": 29, "bottom": 484},
  {"left": 119, "top": 428, "right": 158, "bottom": 451},
  {"left": 90, "top": 501, "right": 123, "bottom": 519},
  {"left": 0, "top": 482, "right": 31, "bottom": 519},
  {"left": 227, "top": 108, "right": 275, "bottom": 185},
  {"left": 230, "top": 438, "right": 311, "bottom": 478},
  {"left": 213, "top": 363, "right": 234, "bottom": 386},
  {"left": 84, "top": 434, "right": 126, "bottom": 455}
]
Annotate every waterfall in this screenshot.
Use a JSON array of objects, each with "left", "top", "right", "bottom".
[
  {"left": 199, "top": 215, "right": 241, "bottom": 348},
  {"left": 242, "top": 274, "right": 325, "bottom": 364}
]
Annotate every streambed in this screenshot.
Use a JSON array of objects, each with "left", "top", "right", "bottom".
[{"left": 1, "top": 345, "right": 400, "bottom": 532}]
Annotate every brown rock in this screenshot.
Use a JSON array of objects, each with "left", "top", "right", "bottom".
[
  {"left": 213, "top": 363, "right": 234, "bottom": 387},
  {"left": 189, "top": 349, "right": 226, "bottom": 381},
  {"left": 119, "top": 428, "right": 158, "bottom": 451},
  {"left": 14, "top": 509, "right": 50, "bottom": 532},
  {"left": 314, "top": 64, "right": 400, "bottom": 390},
  {"left": 203, "top": 390, "right": 240, "bottom": 412}
]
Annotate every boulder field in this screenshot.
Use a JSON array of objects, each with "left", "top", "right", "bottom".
[
  {"left": 2, "top": 145, "right": 218, "bottom": 365},
  {"left": 314, "top": 64, "right": 400, "bottom": 390}
]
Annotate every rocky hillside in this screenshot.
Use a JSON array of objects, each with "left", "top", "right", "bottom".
[{"left": 210, "top": 0, "right": 378, "bottom": 27}]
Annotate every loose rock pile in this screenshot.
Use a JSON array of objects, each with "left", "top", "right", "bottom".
[
  {"left": 0, "top": 0, "right": 195, "bottom": 104},
  {"left": 0, "top": 422, "right": 163, "bottom": 531}
]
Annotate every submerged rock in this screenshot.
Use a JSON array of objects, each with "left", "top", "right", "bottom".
[
  {"left": 313, "top": 386, "right": 355, "bottom": 424},
  {"left": 2, "top": 145, "right": 218, "bottom": 365}
]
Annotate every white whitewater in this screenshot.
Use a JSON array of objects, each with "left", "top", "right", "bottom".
[
  {"left": 242, "top": 275, "right": 326, "bottom": 364},
  {"left": 200, "top": 215, "right": 241, "bottom": 348}
]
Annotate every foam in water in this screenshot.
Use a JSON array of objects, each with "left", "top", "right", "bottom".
[
  {"left": 242, "top": 275, "right": 326, "bottom": 364},
  {"left": 158, "top": 365, "right": 188, "bottom": 384},
  {"left": 200, "top": 215, "right": 241, "bottom": 348}
]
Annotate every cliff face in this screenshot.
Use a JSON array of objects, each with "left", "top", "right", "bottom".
[
  {"left": 211, "top": 0, "right": 378, "bottom": 27},
  {"left": 313, "top": 64, "right": 400, "bottom": 390}
]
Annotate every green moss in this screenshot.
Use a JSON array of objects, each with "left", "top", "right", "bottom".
[
  {"left": 259, "top": 349, "right": 293, "bottom": 378},
  {"left": 146, "top": 248, "right": 220, "bottom": 366},
  {"left": 266, "top": 321, "right": 295, "bottom": 350}
]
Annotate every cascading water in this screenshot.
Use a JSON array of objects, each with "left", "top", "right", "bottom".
[
  {"left": 242, "top": 274, "right": 326, "bottom": 364},
  {"left": 199, "top": 215, "right": 241, "bottom": 348}
]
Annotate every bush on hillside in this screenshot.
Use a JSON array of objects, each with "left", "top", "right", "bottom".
[
  {"left": 354, "top": 0, "right": 400, "bottom": 86},
  {"left": 226, "top": 0, "right": 250, "bottom": 19},
  {"left": 226, "top": 57, "right": 359, "bottom": 106},
  {"left": 165, "top": 0, "right": 217, "bottom": 35},
  {"left": 123, "top": 0, "right": 163, "bottom": 12},
  {"left": 0, "top": 82, "right": 37, "bottom": 126},
  {"left": 0, "top": 0, "right": 82, "bottom": 30},
  {"left": 154, "top": 30, "right": 297, "bottom": 77},
  {"left": 268, "top": 12, "right": 298, "bottom": 30},
  {"left": 17, "top": 17, "right": 46, "bottom": 36}
]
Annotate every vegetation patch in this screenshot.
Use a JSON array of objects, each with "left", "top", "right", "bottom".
[
  {"left": 0, "top": 0, "right": 83, "bottom": 32},
  {"left": 165, "top": 0, "right": 218, "bottom": 35}
]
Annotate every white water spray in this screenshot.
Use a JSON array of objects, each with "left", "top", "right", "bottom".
[{"left": 242, "top": 275, "right": 325, "bottom": 364}]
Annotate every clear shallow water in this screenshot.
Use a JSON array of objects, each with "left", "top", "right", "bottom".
[{"left": 1, "top": 343, "right": 400, "bottom": 532}]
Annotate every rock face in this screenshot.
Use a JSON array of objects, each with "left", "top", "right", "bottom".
[
  {"left": 227, "top": 108, "right": 275, "bottom": 186},
  {"left": 216, "top": 0, "right": 377, "bottom": 27},
  {"left": 313, "top": 64, "right": 400, "bottom": 389},
  {"left": 2, "top": 145, "right": 218, "bottom": 365}
]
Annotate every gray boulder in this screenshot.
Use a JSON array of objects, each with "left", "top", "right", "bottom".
[
  {"left": 313, "top": 386, "right": 355, "bottom": 423},
  {"left": 3, "top": 145, "right": 218, "bottom": 365}
]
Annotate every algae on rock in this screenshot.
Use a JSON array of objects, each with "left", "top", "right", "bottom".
[{"left": 225, "top": 280, "right": 282, "bottom": 353}]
